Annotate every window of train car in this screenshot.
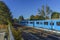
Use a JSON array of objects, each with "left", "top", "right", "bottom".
[
  {"left": 30, "top": 22, "right": 34, "bottom": 24},
  {"left": 56, "top": 22, "right": 60, "bottom": 26},
  {"left": 50, "top": 22, "right": 54, "bottom": 25},
  {"left": 36, "top": 22, "right": 39, "bottom": 24},
  {"left": 44, "top": 22, "right": 48, "bottom": 25},
  {"left": 40, "top": 22, "right": 42, "bottom": 24},
  {"left": 21, "top": 22, "right": 25, "bottom": 23},
  {"left": 27, "top": 22, "right": 28, "bottom": 24}
]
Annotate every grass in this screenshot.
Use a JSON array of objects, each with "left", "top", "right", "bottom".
[{"left": 11, "top": 27, "right": 23, "bottom": 40}]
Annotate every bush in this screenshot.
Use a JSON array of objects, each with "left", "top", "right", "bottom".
[{"left": 12, "top": 28, "right": 22, "bottom": 40}]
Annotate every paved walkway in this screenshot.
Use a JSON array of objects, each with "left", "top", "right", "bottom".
[
  {"left": 0, "top": 32, "right": 5, "bottom": 40},
  {"left": 8, "top": 26, "right": 14, "bottom": 40}
]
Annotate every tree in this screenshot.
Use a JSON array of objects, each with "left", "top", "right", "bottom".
[
  {"left": 0, "top": 1, "right": 12, "bottom": 25},
  {"left": 45, "top": 16, "right": 49, "bottom": 19},
  {"left": 13, "top": 18, "right": 19, "bottom": 23},
  {"left": 30, "top": 15, "right": 45, "bottom": 20},
  {"left": 41, "top": 5, "right": 45, "bottom": 16},
  {"left": 34, "top": 15, "right": 40, "bottom": 20},
  {"left": 38, "top": 5, "right": 45, "bottom": 17},
  {"left": 51, "top": 12, "right": 60, "bottom": 19},
  {"left": 46, "top": 5, "right": 52, "bottom": 19},
  {"left": 39, "top": 16, "right": 45, "bottom": 20},
  {"left": 18, "top": 16, "right": 24, "bottom": 21},
  {"left": 30, "top": 15, "right": 35, "bottom": 20}
]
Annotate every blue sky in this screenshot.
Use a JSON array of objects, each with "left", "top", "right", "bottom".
[{"left": 2, "top": 0, "right": 60, "bottom": 19}]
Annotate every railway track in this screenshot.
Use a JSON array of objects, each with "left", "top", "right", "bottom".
[
  {"left": 22, "top": 31, "right": 43, "bottom": 40},
  {"left": 13, "top": 25, "right": 60, "bottom": 40},
  {"left": 22, "top": 31, "right": 60, "bottom": 40},
  {"left": 31, "top": 32, "right": 60, "bottom": 40}
]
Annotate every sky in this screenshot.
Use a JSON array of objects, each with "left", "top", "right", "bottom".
[{"left": 2, "top": 0, "right": 60, "bottom": 19}]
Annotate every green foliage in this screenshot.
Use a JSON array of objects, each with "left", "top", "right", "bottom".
[
  {"left": 13, "top": 18, "right": 19, "bottom": 23},
  {"left": 41, "top": 5, "right": 45, "bottom": 16},
  {"left": 0, "top": 1, "right": 12, "bottom": 25},
  {"left": 18, "top": 16, "right": 24, "bottom": 21},
  {"left": 45, "top": 16, "right": 49, "bottom": 19},
  {"left": 38, "top": 5, "right": 45, "bottom": 17},
  {"left": 30, "top": 15, "right": 35, "bottom": 20},
  {"left": 46, "top": 5, "right": 52, "bottom": 19},
  {"left": 34, "top": 15, "right": 45, "bottom": 20},
  {"left": 39, "top": 16, "right": 45, "bottom": 20},
  {"left": 46, "top": 5, "right": 50, "bottom": 15},
  {"left": 51, "top": 12, "right": 60, "bottom": 19},
  {"left": 30, "top": 15, "right": 45, "bottom": 20},
  {"left": 38, "top": 5, "right": 52, "bottom": 19},
  {"left": 12, "top": 28, "right": 22, "bottom": 40},
  {"left": 34, "top": 15, "right": 40, "bottom": 20},
  {"left": 29, "top": 5, "right": 60, "bottom": 20}
]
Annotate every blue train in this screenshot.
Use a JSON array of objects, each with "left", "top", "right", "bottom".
[{"left": 20, "top": 19, "right": 60, "bottom": 31}]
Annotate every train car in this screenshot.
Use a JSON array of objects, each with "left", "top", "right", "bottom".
[
  {"left": 52, "top": 19, "right": 60, "bottom": 31},
  {"left": 20, "top": 20, "right": 27, "bottom": 26},
  {"left": 26, "top": 20, "right": 34, "bottom": 27},
  {"left": 20, "top": 19, "right": 60, "bottom": 31}
]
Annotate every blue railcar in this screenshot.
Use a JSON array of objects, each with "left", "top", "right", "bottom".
[
  {"left": 34, "top": 20, "right": 44, "bottom": 28},
  {"left": 20, "top": 19, "right": 60, "bottom": 31},
  {"left": 26, "top": 20, "right": 34, "bottom": 27},
  {"left": 52, "top": 20, "right": 60, "bottom": 31},
  {"left": 20, "top": 20, "right": 27, "bottom": 26}
]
